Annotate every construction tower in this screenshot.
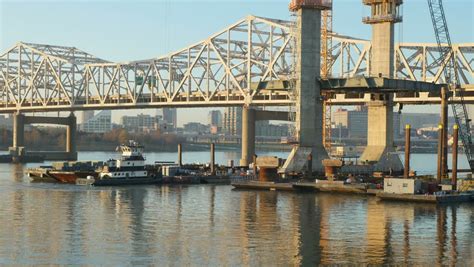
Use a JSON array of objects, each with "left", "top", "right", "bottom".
[
  {"left": 359, "top": 0, "right": 404, "bottom": 172},
  {"left": 281, "top": 0, "right": 332, "bottom": 174}
]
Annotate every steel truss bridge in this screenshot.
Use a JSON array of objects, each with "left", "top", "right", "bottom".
[{"left": 0, "top": 15, "right": 473, "bottom": 113}]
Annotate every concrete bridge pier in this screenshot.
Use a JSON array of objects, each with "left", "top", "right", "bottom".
[
  {"left": 239, "top": 108, "right": 293, "bottom": 167},
  {"left": 280, "top": 5, "right": 329, "bottom": 174},
  {"left": 9, "top": 113, "right": 26, "bottom": 160},
  {"left": 359, "top": 95, "right": 403, "bottom": 172},
  {"left": 359, "top": 0, "right": 404, "bottom": 173},
  {"left": 240, "top": 106, "right": 256, "bottom": 167},
  {"left": 66, "top": 113, "right": 77, "bottom": 155},
  {"left": 9, "top": 112, "right": 78, "bottom": 161},
  {"left": 12, "top": 113, "right": 25, "bottom": 149}
]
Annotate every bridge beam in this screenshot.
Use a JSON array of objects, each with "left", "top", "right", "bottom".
[{"left": 255, "top": 110, "right": 291, "bottom": 121}]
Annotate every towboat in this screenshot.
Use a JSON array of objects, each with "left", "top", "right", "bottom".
[{"left": 76, "top": 140, "right": 161, "bottom": 186}]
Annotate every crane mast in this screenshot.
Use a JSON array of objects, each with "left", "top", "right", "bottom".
[{"left": 427, "top": 0, "right": 474, "bottom": 170}]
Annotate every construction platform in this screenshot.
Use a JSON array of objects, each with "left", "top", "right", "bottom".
[
  {"left": 232, "top": 180, "right": 382, "bottom": 195},
  {"left": 293, "top": 181, "right": 376, "bottom": 194},
  {"left": 376, "top": 192, "right": 474, "bottom": 203},
  {"left": 231, "top": 179, "right": 474, "bottom": 204},
  {"left": 231, "top": 181, "right": 295, "bottom": 191}
]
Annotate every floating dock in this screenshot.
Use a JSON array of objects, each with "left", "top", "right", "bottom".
[
  {"left": 293, "top": 181, "right": 371, "bottom": 194},
  {"left": 376, "top": 192, "right": 474, "bottom": 203},
  {"left": 232, "top": 179, "right": 382, "bottom": 195},
  {"left": 231, "top": 181, "right": 295, "bottom": 191}
]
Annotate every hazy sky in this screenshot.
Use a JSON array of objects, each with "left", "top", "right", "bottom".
[{"left": 1, "top": 0, "right": 473, "bottom": 125}]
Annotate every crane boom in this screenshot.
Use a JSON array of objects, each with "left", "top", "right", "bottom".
[{"left": 427, "top": 0, "right": 474, "bottom": 170}]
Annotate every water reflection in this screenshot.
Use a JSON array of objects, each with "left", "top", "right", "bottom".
[{"left": 0, "top": 163, "right": 472, "bottom": 265}]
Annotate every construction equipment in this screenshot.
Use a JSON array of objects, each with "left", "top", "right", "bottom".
[
  {"left": 427, "top": 0, "right": 474, "bottom": 170},
  {"left": 321, "top": 6, "right": 333, "bottom": 153}
]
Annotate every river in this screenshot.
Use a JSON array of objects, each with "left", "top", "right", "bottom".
[{"left": 0, "top": 151, "right": 472, "bottom": 265}]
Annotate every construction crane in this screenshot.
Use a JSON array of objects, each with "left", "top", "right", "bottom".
[
  {"left": 427, "top": 0, "right": 474, "bottom": 170},
  {"left": 321, "top": 4, "right": 333, "bottom": 153}
]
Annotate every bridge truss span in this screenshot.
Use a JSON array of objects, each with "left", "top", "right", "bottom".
[
  {"left": 0, "top": 16, "right": 297, "bottom": 113},
  {"left": 0, "top": 42, "right": 107, "bottom": 110},
  {"left": 0, "top": 16, "right": 473, "bottom": 113}
]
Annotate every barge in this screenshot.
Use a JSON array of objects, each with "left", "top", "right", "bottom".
[{"left": 376, "top": 191, "right": 474, "bottom": 203}]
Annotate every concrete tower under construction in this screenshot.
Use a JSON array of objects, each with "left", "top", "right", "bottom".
[
  {"left": 359, "top": 0, "right": 404, "bottom": 172},
  {"left": 281, "top": 0, "right": 332, "bottom": 173}
]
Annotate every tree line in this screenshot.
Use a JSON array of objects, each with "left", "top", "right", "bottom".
[{"left": 0, "top": 127, "right": 184, "bottom": 151}]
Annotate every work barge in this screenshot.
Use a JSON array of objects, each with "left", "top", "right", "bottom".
[
  {"left": 231, "top": 122, "right": 474, "bottom": 204},
  {"left": 27, "top": 143, "right": 235, "bottom": 186}
]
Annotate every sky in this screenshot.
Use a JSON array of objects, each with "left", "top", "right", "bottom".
[{"left": 1, "top": 0, "right": 473, "bottom": 125}]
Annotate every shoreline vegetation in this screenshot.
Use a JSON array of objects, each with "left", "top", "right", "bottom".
[
  {"left": 0, "top": 127, "right": 443, "bottom": 154},
  {"left": 0, "top": 127, "right": 291, "bottom": 153}
]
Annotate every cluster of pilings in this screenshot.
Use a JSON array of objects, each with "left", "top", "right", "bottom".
[
  {"left": 403, "top": 106, "right": 460, "bottom": 190},
  {"left": 177, "top": 143, "right": 217, "bottom": 176}
]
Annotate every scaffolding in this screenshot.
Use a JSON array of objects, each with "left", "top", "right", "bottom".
[
  {"left": 321, "top": 7, "right": 333, "bottom": 153},
  {"left": 289, "top": 0, "right": 333, "bottom": 11}
]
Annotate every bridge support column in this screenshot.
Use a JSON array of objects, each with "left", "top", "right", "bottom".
[
  {"left": 280, "top": 7, "right": 328, "bottom": 174},
  {"left": 240, "top": 106, "right": 256, "bottom": 167},
  {"left": 9, "top": 113, "right": 25, "bottom": 160},
  {"left": 359, "top": 97, "right": 402, "bottom": 172},
  {"left": 359, "top": 0, "right": 403, "bottom": 173},
  {"left": 13, "top": 113, "right": 25, "bottom": 149},
  {"left": 66, "top": 113, "right": 77, "bottom": 160}
]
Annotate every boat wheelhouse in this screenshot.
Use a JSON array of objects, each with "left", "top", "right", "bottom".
[{"left": 99, "top": 140, "right": 148, "bottom": 179}]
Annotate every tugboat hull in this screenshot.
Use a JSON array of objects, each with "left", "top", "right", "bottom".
[
  {"left": 49, "top": 171, "right": 98, "bottom": 184},
  {"left": 76, "top": 177, "right": 162, "bottom": 186}
]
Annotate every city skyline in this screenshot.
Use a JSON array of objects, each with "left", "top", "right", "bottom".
[{"left": 1, "top": 0, "right": 472, "bottom": 126}]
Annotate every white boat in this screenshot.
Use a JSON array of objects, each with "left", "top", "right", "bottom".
[
  {"left": 99, "top": 140, "right": 148, "bottom": 179},
  {"left": 76, "top": 140, "right": 161, "bottom": 186}
]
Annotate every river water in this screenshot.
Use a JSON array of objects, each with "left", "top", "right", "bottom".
[{"left": 0, "top": 151, "right": 472, "bottom": 265}]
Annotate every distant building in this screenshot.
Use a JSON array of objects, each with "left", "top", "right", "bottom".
[
  {"left": 399, "top": 113, "right": 454, "bottom": 132},
  {"left": 183, "top": 122, "right": 209, "bottom": 134},
  {"left": 333, "top": 107, "right": 400, "bottom": 138},
  {"left": 79, "top": 110, "right": 112, "bottom": 133},
  {"left": 163, "top": 108, "right": 177, "bottom": 130},
  {"left": 208, "top": 110, "right": 222, "bottom": 132},
  {"left": 0, "top": 115, "right": 13, "bottom": 130},
  {"left": 120, "top": 113, "right": 162, "bottom": 133},
  {"left": 210, "top": 125, "right": 219, "bottom": 135},
  {"left": 80, "top": 111, "right": 95, "bottom": 124},
  {"left": 256, "top": 121, "right": 289, "bottom": 137},
  {"left": 333, "top": 108, "right": 368, "bottom": 138},
  {"left": 222, "top": 107, "right": 291, "bottom": 138},
  {"left": 223, "top": 107, "right": 242, "bottom": 136}
]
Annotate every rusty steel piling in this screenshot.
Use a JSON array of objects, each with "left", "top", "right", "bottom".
[{"left": 404, "top": 124, "right": 411, "bottom": 178}]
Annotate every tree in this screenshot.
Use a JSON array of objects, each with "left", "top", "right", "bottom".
[{"left": 118, "top": 129, "right": 129, "bottom": 144}]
